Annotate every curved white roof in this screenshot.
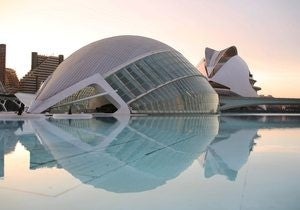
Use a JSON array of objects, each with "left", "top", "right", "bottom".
[
  {"left": 205, "top": 46, "right": 238, "bottom": 77},
  {"left": 212, "top": 55, "right": 258, "bottom": 97},
  {"left": 35, "top": 36, "right": 175, "bottom": 101},
  {"left": 197, "top": 46, "right": 259, "bottom": 97}
]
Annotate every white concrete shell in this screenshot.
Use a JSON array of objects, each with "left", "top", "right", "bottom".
[
  {"left": 212, "top": 56, "right": 257, "bottom": 97},
  {"left": 28, "top": 36, "right": 174, "bottom": 114},
  {"left": 198, "top": 46, "right": 259, "bottom": 97},
  {"left": 28, "top": 36, "right": 218, "bottom": 114}
]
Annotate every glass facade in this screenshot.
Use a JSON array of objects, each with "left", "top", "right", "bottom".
[
  {"left": 105, "top": 51, "right": 219, "bottom": 114},
  {"left": 51, "top": 86, "right": 97, "bottom": 113}
]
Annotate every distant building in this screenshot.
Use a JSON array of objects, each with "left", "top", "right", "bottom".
[
  {"left": 5, "top": 68, "right": 19, "bottom": 94},
  {"left": 0, "top": 44, "right": 6, "bottom": 87},
  {"left": 19, "top": 52, "right": 64, "bottom": 94},
  {"left": 197, "top": 46, "right": 266, "bottom": 111},
  {"left": 197, "top": 46, "right": 261, "bottom": 97},
  {"left": 0, "top": 44, "right": 19, "bottom": 94}
]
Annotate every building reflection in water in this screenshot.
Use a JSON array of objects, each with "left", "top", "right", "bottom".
[
  {"left": 203, "top": 115, "right": 300, "bottom": 181},
  {"left": 0, "top": 121, "right": 21, "bottom": 178},
  {"left": 203, "top": 117, "right": 259, "bottom": 181},
  {"left": 0, "top": 115, "right": 300, "bottom": 192},
  {"left": 2, "top": 115, "right": 218, "bottom": 192}
]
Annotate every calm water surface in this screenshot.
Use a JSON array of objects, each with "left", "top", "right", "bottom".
[{"left": 0, "top": 115, "right": 299, "bottom": 210}]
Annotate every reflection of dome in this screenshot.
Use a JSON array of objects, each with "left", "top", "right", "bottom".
[
  {"left": 28, "top": 36, "right": 218, "bottom": 114},
  {"left": 198, "top": 46, "right": 261, "bottom": 97},
  {"left": 25, "top": 116, "right": 218, "bottom": 193},
  {"left": 100, "top": 116, "right": 218, "bottom": 192}
]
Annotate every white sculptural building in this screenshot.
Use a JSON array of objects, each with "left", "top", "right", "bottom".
[
  {"left": 23, "top": 36, "right": 219, "bottom": 114},
  {"left": 197, "top": 46, "right": 261, "bottom": 98}
]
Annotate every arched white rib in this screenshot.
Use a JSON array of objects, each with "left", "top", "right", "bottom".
[{"left": 28, "top": 73, "right": 130, "bottom": 114}]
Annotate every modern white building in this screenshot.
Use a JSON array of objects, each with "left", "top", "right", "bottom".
[
  {"left": 25, "top": 36, "right": 219, "bottom": 114},
  {"left": 197, "top": 46, "right": 261, "bottom": 98}
]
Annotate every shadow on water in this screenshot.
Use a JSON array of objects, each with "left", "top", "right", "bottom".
[{"left": 0, "top": 115, "right": 300, "bottom": 192}]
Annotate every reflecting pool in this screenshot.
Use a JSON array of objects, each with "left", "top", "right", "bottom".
[{"left": 0, "top": 115, "right": 300, "bottom": 210}]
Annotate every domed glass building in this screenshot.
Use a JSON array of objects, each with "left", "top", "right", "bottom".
[{"left": 28, "top": 36, "right": 219, "bottom": 114}]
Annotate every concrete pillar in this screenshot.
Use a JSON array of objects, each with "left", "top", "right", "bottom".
[{"left": 31, "top": 52, "right": 38, "bottom": 70}]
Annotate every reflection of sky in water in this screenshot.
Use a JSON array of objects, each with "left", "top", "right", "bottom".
[{"left": 0, "top": 115, "right": 300, "bottom": 210}]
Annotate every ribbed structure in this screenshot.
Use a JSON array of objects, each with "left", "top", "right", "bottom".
[
  {"left": 4, "top": 68, "right": 19, "bottom": 94},
  {"left": 0, "top": 94, "right": 20, "bottom": 111},
  {"left": 36, "top": 36, "right": 173, "bottom": 101},
  {"left": 19, "top": 53, "right": 64, "bottom": 94},
  {"left": 28, "top": 36, "right": 219, "bottom": 114}
]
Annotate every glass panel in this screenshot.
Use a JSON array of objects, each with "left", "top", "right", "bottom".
[
  {"left": 129, "top": 76, "right": 218, "bottom": 113},
  {"left": 135, "top": 61, "right": 162, "bottom": 86},
  {"left": 106, "top": 74, "right": 134, "bottom": 102},
  {"left": 126, "top": 66, "right": 151, "bottom": 91},
  {"left": 105, "top": 51, "right": 215, "bottom": 112}
]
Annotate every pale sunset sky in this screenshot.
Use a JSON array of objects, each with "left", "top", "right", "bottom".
[{"left": 0, "top": 0, "right": 299, "bottom": 98}]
